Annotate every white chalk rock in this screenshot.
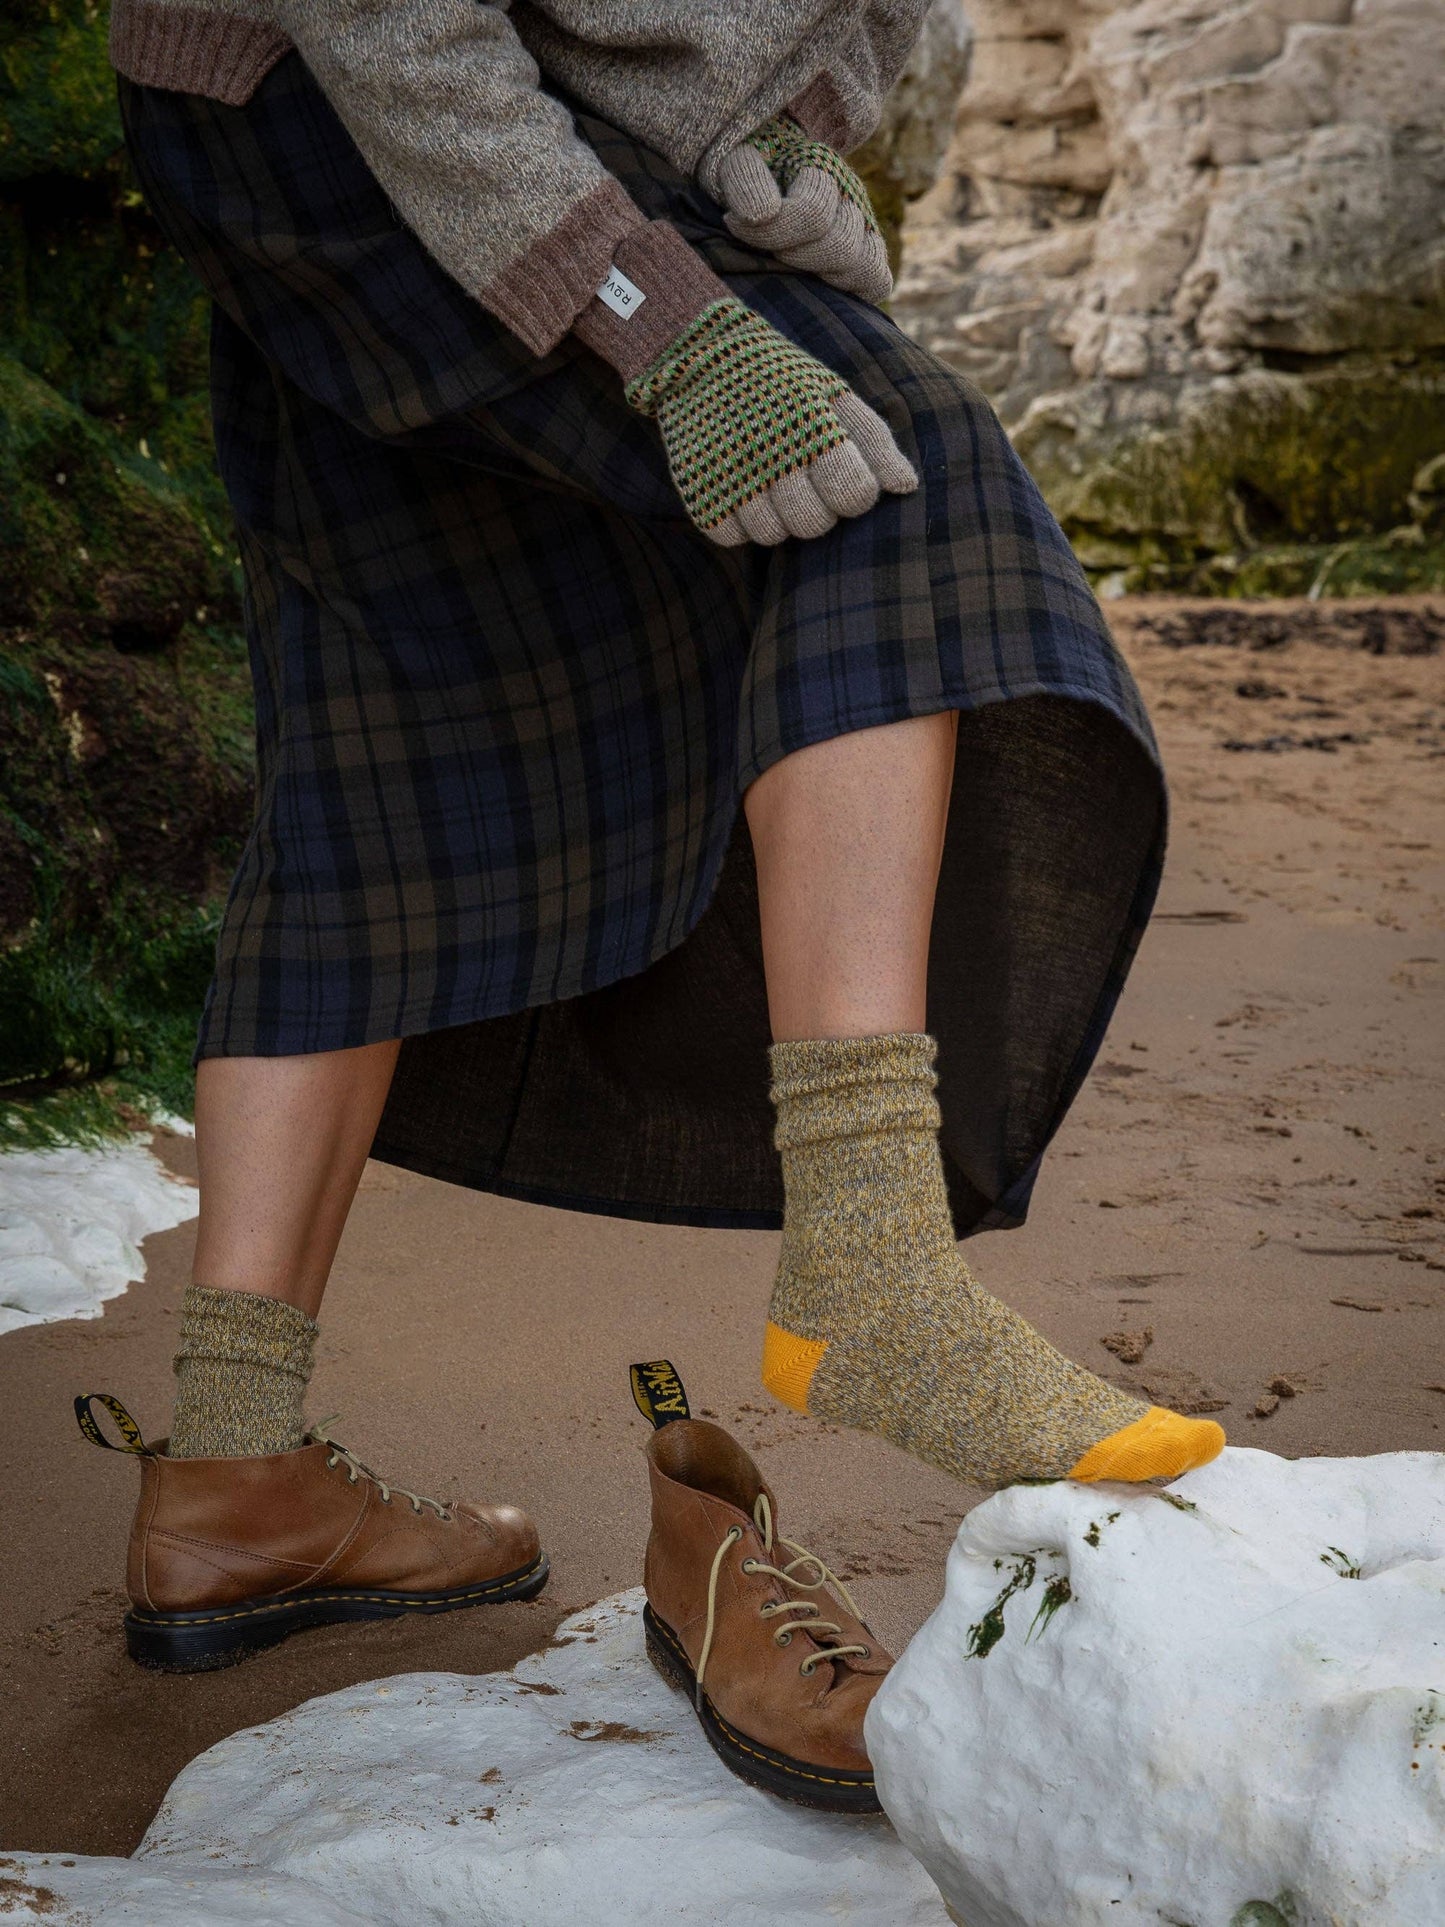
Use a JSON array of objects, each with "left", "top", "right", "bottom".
[
  {"left": 868, "top": 1447, "right": 1445, "bottom": 1927},
  {"left": 0, "top": 1858, "right": 371, "bottom": 1925},
  {"left": 2, "top": 1592, "right": 949, "bottom": 1925},
  {"left": 0, "top": 1137, "right": 197, "bottom": 1335}
]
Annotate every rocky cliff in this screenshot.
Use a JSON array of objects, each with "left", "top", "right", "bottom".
[{"left": 894, "top": 0, "right": 1445, "bottom": 593}]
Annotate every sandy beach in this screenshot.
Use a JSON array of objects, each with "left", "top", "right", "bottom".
[{"left": 2, "top": 596, "right": 1441, "bottom": 1859}]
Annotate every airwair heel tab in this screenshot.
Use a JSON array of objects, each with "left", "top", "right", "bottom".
[
  {"left": 74, "top": 1393, "right": 151, "bottom": 1454},
  {"left": 629, "top": 1360, "right": 691, "bottom": 1428}
]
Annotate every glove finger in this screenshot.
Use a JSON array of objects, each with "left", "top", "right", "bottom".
[
  {"left": 788, "top": 215, "right": 893, "bottom": 305},
  {"left": 830, "top": 391, "right": 919, "bottom": 495},
  {"left": 782, "top": 194, "right": 866, "bottom": 269},
  {"left": 735, "top": 491, "right": 791, "bottom": 546},
  {"left": 776, "top": 200, "right": 873, "bottom": 287},
  {"left": 766, "top": 468, "right": 839, "bottom": 541},
  {"left": 717, "top": 144, "right": 783, "bottom": 225},
  {"left": 706, "top": 511, "right": 749, "bottom": 548},
  {"left": 848, "top": 228, "right": 895, "bottom": 305},
  {"left": 730, "top": 167, "right": 839, "bottom": 252},
  {"left": 809, "top": 438, "right": 880, "bottom": 519}
]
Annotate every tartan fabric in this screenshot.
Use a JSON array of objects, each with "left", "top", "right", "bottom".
[{"left": 118, "top": 56, "right": 1166, "bottom": 1234}]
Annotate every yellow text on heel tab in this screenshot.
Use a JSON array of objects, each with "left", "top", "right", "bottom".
[
  {"left": 74, "top": 1392, "right": 152, "bottom": 1454},
  {"left": 630, "top": 1359, "right": 691, "bottom": 1428}
]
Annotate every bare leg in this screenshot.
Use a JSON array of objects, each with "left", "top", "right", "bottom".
[
  {"left": 743, "top": 712, "right": 958, "bottom": 1040},
  {"left": 188, "top": 711, "right": 954, "bottom": 1322},
  {"left": 191, "top": 1040, "right": 400, "bottom": 1319}
]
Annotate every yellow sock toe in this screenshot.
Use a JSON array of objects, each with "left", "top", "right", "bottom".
[
  {"left": 762, "top": 1320, "right": 828, "bottom": 1414},
  {"left": 1068, "top": 1406, "right": 1225, "bottom": 1484}
]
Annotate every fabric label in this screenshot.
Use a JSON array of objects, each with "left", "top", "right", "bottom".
[{"left": 596, "top": 265, "right": 646, "bottom": 319}]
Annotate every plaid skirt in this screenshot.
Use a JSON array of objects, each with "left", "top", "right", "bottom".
[{"left": 119, "top": 57, "right": 1166, "bottom": 1234}]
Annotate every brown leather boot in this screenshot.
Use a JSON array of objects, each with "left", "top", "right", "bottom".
[
  {"left": 77, "top": 1394, "right": 547, "bottom": 1672},
  {"left": 637, "top": 1383, "right": 891, "bottom": 1813}
]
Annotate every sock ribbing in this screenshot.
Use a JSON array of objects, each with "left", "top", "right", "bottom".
[{"left": 169, "top": 1284, "right": 317, "bottom": 1460}]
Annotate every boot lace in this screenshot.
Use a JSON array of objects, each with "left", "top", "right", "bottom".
[
  {"left": 308, "top": 1417, "right": 451, "bottom": 1519},
  {"left": 695, "top": 1490, "right": 870, "bottom": 1707}
]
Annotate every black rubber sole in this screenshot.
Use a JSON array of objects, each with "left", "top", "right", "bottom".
[
  {"left": 124, "top": 1553, "right": 550, "bottom": 1673},
  {"left": 643, "top": 1602, "right": 882, "bottom": 1814}
]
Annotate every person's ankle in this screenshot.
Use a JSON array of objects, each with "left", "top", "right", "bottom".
[{"left": 169, "top": 1284, "right": 317, "bottom": 1459}]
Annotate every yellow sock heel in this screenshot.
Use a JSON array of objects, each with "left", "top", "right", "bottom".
[
  {"left": 1068, "top": 1406, "right": 1226, "bottom": 1483},
  {"left": 762, "top": 1320, "right": 828, "bottom": 1414}
]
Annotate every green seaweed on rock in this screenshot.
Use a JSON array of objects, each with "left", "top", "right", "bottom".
[{"left": 1017, "top": 355, "right": 1445, "bottom": 598}]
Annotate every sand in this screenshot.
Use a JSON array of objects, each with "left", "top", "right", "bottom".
[{"left": 1, "top": 595, "right": 1440, "bottom": 1858}]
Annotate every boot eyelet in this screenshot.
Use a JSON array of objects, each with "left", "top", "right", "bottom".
[
  {"left": 776, "top": 1630, "right": 792, "bottom": 1646},
  {"left": 740, "top": 1559, "right": 757, "bottom": 1574},
  {"left": 859, "top": 1646, "right": 871, "bottom": 1658},
  {"left": 798, "top": 1658, "right": 818, "bottom": 1678},
  {"left": 381, "top": 1493, "right": 392, "bottom": 1504}
]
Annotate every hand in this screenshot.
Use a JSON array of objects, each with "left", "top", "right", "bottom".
[
  {"left": 716, "top": 118, "right": 892, "bottom": 307},
  {"left": 626, "top": 298, "right": 917, "bottom": 547}
]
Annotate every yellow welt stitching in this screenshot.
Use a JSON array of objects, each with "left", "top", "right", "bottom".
[{"left": 131, "top": 1559, "right": 543, "bottom": 1629}]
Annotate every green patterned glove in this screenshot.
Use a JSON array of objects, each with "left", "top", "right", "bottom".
[
  {"left": 625, "top": 298, "right": 917, "bottom": 547},
  {"left": 717, "top": 117, "right": 892, "bottom": 305}
]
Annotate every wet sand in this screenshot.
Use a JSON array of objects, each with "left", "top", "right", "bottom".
[{"left": 2, "top": 596, "right": 1441, "bottom": 1857}]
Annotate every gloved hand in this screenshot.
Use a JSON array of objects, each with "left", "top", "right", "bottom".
[
  {"left": 573, "top": 219, "right": 915, "bottom": 546},
  {"left": 624, "top": 298, "right": 917, "bottom": 546},
  {"left": 716, "top": 117, "right": 892, "bottom": 306}
]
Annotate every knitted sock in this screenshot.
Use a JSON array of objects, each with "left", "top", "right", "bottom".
[
  {"left": 762, "top": 1033, "right": 1225, "bottom": 1487},
  {"left": 169, "top": 1284, "right": 317, "bottom": 1459}
]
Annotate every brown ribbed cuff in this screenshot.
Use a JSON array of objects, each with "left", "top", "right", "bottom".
[
  {"left": 784, "top": 72, "right": 854, "bottom": 152},
  {"left": 571, "top": 219, "right": 732, "bottom": 386},
  {"left": 479, "top": 178, "right": 654, "bottom": 358},
  {"left": 110, "top": 0, "right": 292, "bottom": 105}
]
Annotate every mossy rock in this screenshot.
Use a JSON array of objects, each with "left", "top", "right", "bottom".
[
  {"left": 0, "top": 354, "right": 252, "bottom": 1123},
  {"left": 0, "top": 7, "right": 251, "bottom": 1135},
  {"left": 0, "top": 2, "right": 121, "bottom": 182},
  {"left": 1019, "top": 355, "right": 1445, "bottom": 593},
  {"left": 848, "top": 140, "right": 908, "bottom": 277},
  {"left": 0, "top": 342, "right": 253, "bottom": 918},
  {"left": 0, "top": 351, "right": 227, "bottom": 637}
]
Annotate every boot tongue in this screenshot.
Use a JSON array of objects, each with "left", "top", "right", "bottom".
[{"left": 647, "top": 1416, "right": 769, "bottom": 1516}]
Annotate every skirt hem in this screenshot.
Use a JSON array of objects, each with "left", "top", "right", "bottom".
[{"left": 196, "top": 683, "right": 1156, "bottom": 1062}]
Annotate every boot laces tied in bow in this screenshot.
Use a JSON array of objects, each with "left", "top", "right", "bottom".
[
  {"left": 695, "top": 1491, "right": 870, "bottom": 1708},
  {"left": 308, "top": 1417, "right": 451, "bottom": 1519}
]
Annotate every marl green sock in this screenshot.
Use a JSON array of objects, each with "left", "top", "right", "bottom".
[
  {"left": 761, "top": 1032, "right": 1225, "bottom": 1487},
  {"left": 169, "top": 1284, "right": 317, "bottom": 1459}
]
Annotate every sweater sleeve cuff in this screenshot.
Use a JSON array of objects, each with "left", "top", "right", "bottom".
[
  {"left": 782, "top": 73, "right": 855, "bottom": 152},
  {"left": 570, "top": 219, "right": 732, "bottom": 385},
  {"left": 479, "top": 177, "right": 656, "bottom": 358}
]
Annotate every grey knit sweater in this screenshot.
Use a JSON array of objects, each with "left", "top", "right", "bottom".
[{"left": 111, "top": 1, "right": 927, "bottom": 363}]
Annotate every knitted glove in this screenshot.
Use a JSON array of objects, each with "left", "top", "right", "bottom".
[
  {"left": 716, "top": 117, "right": 892, "bottom": 306},
  {"left": 573, "top": 221, "right": 916, "bottom": 547},
  {"left": 627, "top": 299, "right": 916, "bottom": 545}
]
